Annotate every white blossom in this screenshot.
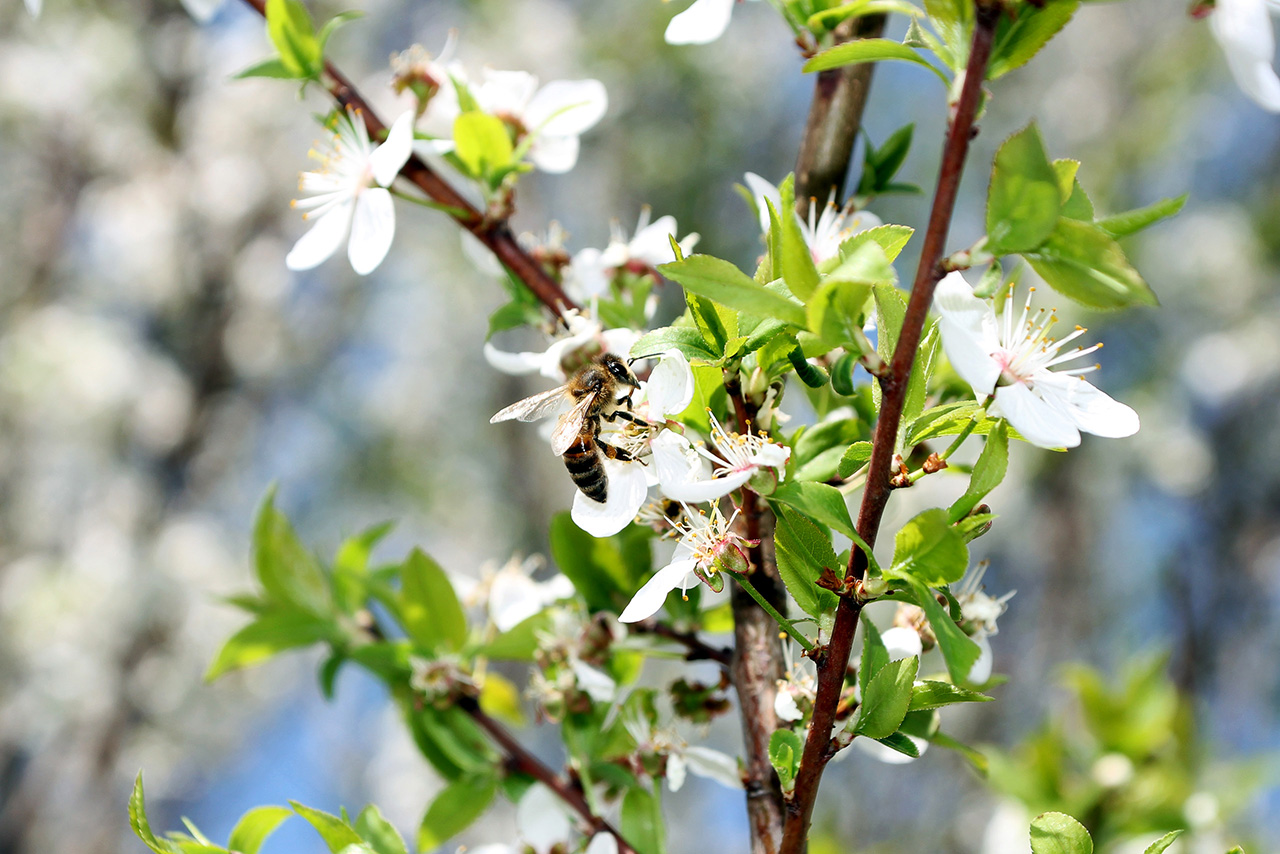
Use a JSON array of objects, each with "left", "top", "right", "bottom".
[
  {"left": 619, "top": 504, "right": 749, "bottom": 622},
  {"left": 933, "top": 271, "right": 1140, "bottom": 450},
  {"left": 514, "top": 784, "right": 572, "bottom": 854},
  {"left": 565, "top": 207, "right": 700, "bottom": 301},
  {"left": 285, "top": 109, "right": 415, "bottom": 275},
  {"left": 954, "top": 562, "right": 1015, "bottom": 684},
  {"left": 744, "top": 172, "right": 882, "bottom": 265},
  {"left": 653, "top": 411, "right": 790, "bottom": 502},
  {"left": 483, "top": 310, "right": 639, "bottom": 382},
  {"left": 1207, "top": 0, "right": 1280, "bottom": 112},
  {"left": 24, "top": 0, "right": 41, "bottom": 16},
  {"left": 471, "top": 69, "right": 607, "bottom": 173},
  {"left": 664, "top": 0, "right": 761, "bottom": 45},
  {"left": 484, "top": 555, "right": 576, "bottom": 632},
  {"left": 393, "top": 36, "right": 465, "bottom": 154}
]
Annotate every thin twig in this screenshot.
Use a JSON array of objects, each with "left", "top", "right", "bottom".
[
  {"left": 238, "top": 0, "right": 579, "bottom": 318},
  {"left": 778, "top": 8, "right": 1002, "bottom": 852},
  {"left": 458, "top": 697, "right": 637, "bottom": 854}
]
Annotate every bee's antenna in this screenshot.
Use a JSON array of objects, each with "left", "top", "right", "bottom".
[{"left": 628, "top": 352, "right": 664, "bottom": 364}]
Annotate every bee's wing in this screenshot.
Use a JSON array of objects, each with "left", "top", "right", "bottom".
[
  {"left": 490, "top": 385, "right": 571, "bottom": 424},
  {"left": 550, "top": 393, "right": 597, "bottom": 456}
]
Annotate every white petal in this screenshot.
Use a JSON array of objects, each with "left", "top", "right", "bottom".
[
  {"left": 683, "top": 746, "right": 744, "bottom": 790},
  {"left": 991, "top": 382, "right": 1081, "bottom": 449},
  {"left": 775, "top": 690, "right": 804, "bottom": 722},
  {"left": 526, "top": 79, "right": 608, "bottom": 137},
  {"left": 853, "top": 734, "right": 927, "bottom": 764},
  {"left": 565, "top": 248, "right": 612, "bottom": 299},
  {"left": 629, "top": 215, "right": 681, "bottom": 266},
  {"left": 572, "top": 660, "right": 617, "bottom": 703},
  {"left": 483, "top": 341, "right": 548, "bottom": 376},
  {"left": 666, "top": 753, "right": 688, "bottom": 793},
  {"left": 586, "top": 833, "right": 619, "bottom": 854},
  {"left": 749, "top": 443, "right": 791, "bottom": 469},
  {"left": 967, "top": 631, "right": 994, "bottom": 684},
  {"left": 571, "top": 459, "right": 648, "bottom": 538},
  {"left": 180, "top": 0, "right": 222, "bottom": 22},
  {"left": 516, "top": 784, "right": 571, "bottom": 851},
  {"left": 1211, "top": 0, "right": 1275, "bottom": 64},
  {"left": 1223, "top": 54, "right": 1280, "bottom": 111},
  {"left": 744, "top": 172, "right": 783, "bottom": 235},
  {"left": 618, "top": 558, "right": 698, "bottom": 622},
  {"left": 600, "top": 327, "right": 642, "bottom": 362},
  {"left": 285, "top": 200, "right": 353, "bottom": 271},
  {"left": 529, "top": 134, "right": 582, "bottom": 173},
  {"left": 461, "top": 231, "right": 505, "bottom": 278},
  {"left": 477, "top": 69, "right": 539, "bottom": 115},
  {"left": 347, "top": 188, "right": 396, "bottom": 275},
  {"left": 652, "top": 430, "right": 713, "bottom": 490},
  {"left": 24, "top": 0, "right": 42, "bottom": 14},
  {"left": 644, "top": 350, "right": 695, "bottom": 419},
  {"left": 412, "top": 138, "right": 456, "bottom": 158},
  {"left": 880, "top": 626, "right": 923, "bottom": 661},
  {"left": 934, "top": 272, "right": 1002, "bottom": 395},
  {"left": 659, "top": 466, "right": 753, "bottom": 503},
  {"left": 369, "top": 111, "right": 416, "bottom": 186},
  {"left": 1034, "top": 372, "right": 1140, "bottom": 439},
  {"left": 665, "top": 0, "right": 736, "bottom": 44}
]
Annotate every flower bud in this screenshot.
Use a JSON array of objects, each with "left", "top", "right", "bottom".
[
  {"left": 693, "top": 564, "right": 725, "bottom": 593},
  {"left": 711, "top": 538, "right": 753, "bottom": 577},
  {"left": 859, "top": 575, "right": 890, "bottom": 599}
]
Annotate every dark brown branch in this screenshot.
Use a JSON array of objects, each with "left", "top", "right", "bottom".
[
  {"left": 458, "top": 696, "right": 637, "bottom": 854},
  {"left": 778, "top": 8, "right": 1001, "bottom": 853},
  {"left": 240, "top": 0, "right": 578, "bottom": 318},
  {"left": 629, "top": 620, "right": 733, "bottom": 666},
  {"left": 793, "top": 15, "right": 886, "bottom": 209}
]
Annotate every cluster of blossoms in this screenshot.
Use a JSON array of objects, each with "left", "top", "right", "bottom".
[{"left": 745, "top": 173, "right": 882, "bottom": 266}]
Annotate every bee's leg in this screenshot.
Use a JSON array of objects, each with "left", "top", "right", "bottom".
[
  {"left": 599, "top": 443, "right": 636, "bottom": 462},
  {"left": 604, "top": 409, "right": 646, "bottom": 425}
]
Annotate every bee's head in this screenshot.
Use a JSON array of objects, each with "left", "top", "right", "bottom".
[{"left": 599, "top": 352, "right": 640, "bottom": 388}]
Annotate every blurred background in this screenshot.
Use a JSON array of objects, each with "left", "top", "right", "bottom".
[{"left": 0, "top": 0, "right": 1277, "bottom": 852}]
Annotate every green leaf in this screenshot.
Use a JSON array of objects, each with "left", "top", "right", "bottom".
[
  {"left": 987, "top": 1, "right": 1079, "bottom": 79},
  {"left": 205, "top": 610, "right": 335, "bottom": 681},
  {"left": 476, "top": 611, "right": 551, "bottom": 661},
  {"left": 658, "top": 255, "right": 806, "bottom": 328},
  {"left": 453, "top": 112, "right": 514, "bottom": 180},
  {"left": 908, "top": 680, "right": 994, "bottom": 711},
  {"left": 1095, "top": 193, "right": 1188, "bottom": 239},
  {"left": 873, "top": 283, "right": 907, "bottom": 365},
  {"left": 901, "top": 322, "right": 939, "bottom": 430},
  {"left": 857, "top": 125, "right": 915, "bottom": 196},
  {"left": 630, "top": 326, "right": 719, "bottom": 362},
  {"left": 253, "top": 492, "right": 331, "bottom": 616},
  {"left": 890, "top": 508, "right": 969, "bottom": 586},
  {"left": 928, "top": 729, "right": 989, "bottom": 773},
  {"left": 129, "top": 774, "right": 180, "bottom": 854},
  {"left": 621, "top": 788, "right": 665, "bottom": 854},
  {"left": 1142, "top": 831, "right": 1183, "bottom": 854},
  {"left": 400, "top": 549, "right": 467, "bottom": 652},
  {"left": 417, "top": 774, "right": 498, "bottom": 850},
  {"left": 923, "top": 0, "right": 972, "bottom": 69},
  {"left": 855, "top": 655, "right": 918, "bottom": 738},
  {"left": 1051, "top": 159, "right": 1079, "bottom": 200},
  {"left": 987, "top": 123, "right": 1061, "bottom": 255},
  {"left": 1062, "top": 179, "right": 1095, "bottom": 221},
  {"left": 894, "top": 575, "right": 980, "bottom": 683},
  {"left": 1029, "top": 812, "right": 1093, "bottom": 854},
  {"left": 769, "top": 482, "right": 858, "bottom": 544},
  {"left": 291, "top": 803, "right": 363, "bottom": 854},
  {"left": 873, "top": 731, "right": 921, "bottom": 758},
  {"left": 837, "top": 441, "right": 874, "bottom": 478},
  {"left": 316, "top": 10, "right": 362, "bottom": 58},
  {"left": 332, "top": 521, "right": 393, "bottom": 615},
  {"left": 769, "top": 729, "right": 803, "bottom": 788},
  {"left": 949, "top": 421, "right": 1009, "bottom": 522},
  {"left": 228, "top": 806, "right": 293, "bottom": 854},
  {"left": 233, "top": 57, "right": 304, "bottom": 80},
  {"left": 772, "top": 177, "right": 821, "bottom": 300},
  {"left": 803, "top": 39, "right": 948, "bottom": 84},
  {"left": 1024, "top": 218, "right": 1158, "bottom": 308},
  {"left": 807, "top": 280, "right": 874, "bottom": 350},
  {"left": 355, "top": 805, "right": 408, "bottom": 854},
  {"left": 265, "top": 0, "right": 320, "bottom": 78},
  {"left": 858, "top": 616, "right": 890, "bottom": 698},
  {"left": 686, "top": 292, "right": 731, "bottom": 353},
  {"left": 773, "top": 506, "right": 840, "bottom": 619},
  {"left": 838, "top": 224, "right": 914, "bottom": 262}
]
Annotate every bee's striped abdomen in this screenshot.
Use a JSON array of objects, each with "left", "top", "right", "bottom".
[{"left": 563, "top": 435, "right": 607, "bottom": 503}]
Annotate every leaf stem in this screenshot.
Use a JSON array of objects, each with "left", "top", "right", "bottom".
[
  {"left": 735, "top": 575, "right": 816, "bottom": 652},
  {"left": 906, "top": 394, "right": 994, "bottom": 483}
]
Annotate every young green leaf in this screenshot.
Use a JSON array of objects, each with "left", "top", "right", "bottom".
[
  {"left": 857, "top": 124, "right": 915, "bottom": 196},
  {"left": 987, "top": 1, "right": 1079, "bottom": 79},
  {"left": 803, "top": 39, "right": 949, "bottom": 84},
  {"left": 1142, "top": 831, "right": 1183, "bottom": 854},
  {"left": 923, "top": 0, "right": 973, "bottom": 69},
  {"left": 769, "top": 729, "right": 803, "bottom": 789},
  {"left": 621, "top": 788, "right": 665, "bottom": 854},
  {"left": 1029, "top": 812, "right": 1093, "bottom": 854},
  {"left": 987, "top": 124, "right": 1061, "bottom": 255},
  {"left": 630, "top": 326, "right": 719, "bottom": 362},
  {"left": 858, "top": 616, "right": 890, "bottom": 698},
  {"left": 400, "top": 549, "right": 468, "bottom": 652},
  {"left": 908, "top": 680, "right": 994, "bottom": 711},
  {"left": 890, "top": 508, "right": 969, "bottom": 587},
  {"left": 773, "top": 506, "right": 840, "bottom": 619},
  {"left": 205, "top": 610, "right": 336, "bottom": 681},
  {"left": 807, "top": 279, "right": 875, "bottom": 349},
  {"left": 772, "top": 176, "right": 821, "bottom": 300},
  {"left": 315, "top": 10, "right": 363, "bottom": 58},
  {"left": 769, "top": 482, "right": 859, "bottom": 545},
  {"left": 949, "top": 421, "right": 1009, "bottom": 522},
  {"left": 788, "top": 342, "right": 830, "bottom": 388},
  {"left": 228, "top": 807, "right": 294, "bottom": 854},
  {"left": 253, "top": 492, "right": 332, "bottom": 616},
  {"left": 687, "top": 292, "right": 731, "bottom": 353},
  {"left": 1024, "top": 218, "right": 1158, "bottom": 308},
  {"left": 838, "top": 224, "right": 915, "bottom": 263},
  {"left": 290, "top": 803, "right": 363, "bottom": 853},
  {"left": 233, "top": 58, "right": 304, "bottom": 80},
  {"left": 895, "top": 575, "right": 980, "bottom": 683},
  {"left": 658, "top": 255, "right": 806, "bottom": 327},
  {"left": 453, "top": 112, "right": 514, "bottom": 181},
  {"left": 265, "top": 0, "right": 321, "bottom": 78},
  {"left": 901, "top": 321, "right": 939, "bottom": 429},
  {"left": 1095, "top": 194, "right": 1188, "bottom": 239},
  {"left": 855, "top": 655, "right": 918, "bottom": 738},
  {"left": 838, "top": 441, "right": 874, "bottom": 478},
  {"left": 873, "top": 731, "right": 921, "bottom": 758},
  {"left": 417, "top": 774, "right": 499, "bottom": 850},
  {"left": 129, "top": 774, "right": 179, "bottom": 854}
]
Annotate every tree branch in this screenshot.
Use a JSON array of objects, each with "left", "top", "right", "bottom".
[
  {"left": 239, "top": 0, "right": 579, "bottom": 319},
  {"left": 779, "top": 8, "right": 1002, "bottom": 852},
  {"left": 793, "top": 15, "right": 886, "bottom": 209},
  {"left": 458, "top": 696, "right": 637, "bottom": 854}
]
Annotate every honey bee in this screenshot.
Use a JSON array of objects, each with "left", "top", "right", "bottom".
[{"left": 490, "top": 353, "right": 643, "bottom": 503}]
